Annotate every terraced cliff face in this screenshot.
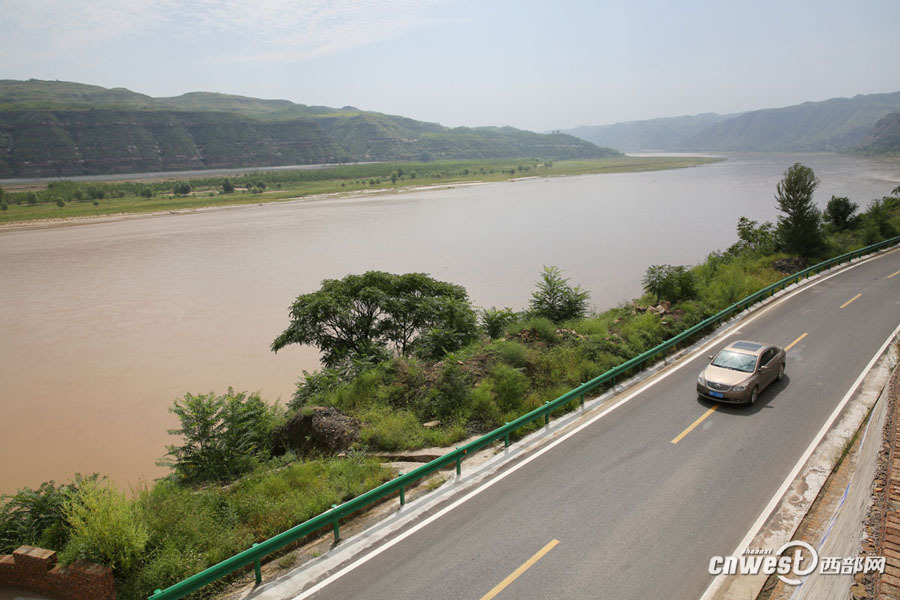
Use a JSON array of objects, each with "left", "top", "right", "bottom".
[{"left": 0, "top": 81, "right": 616, "bottom": 178}]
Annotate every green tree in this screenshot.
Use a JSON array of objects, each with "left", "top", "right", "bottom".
[
  {"left": 158, "top": 388, "right": 280, "bottom": 483},
  {"left": 0, "top": 202, "right": 7, "bottom": 212},
  {"left": 528, "top": 265, "right": 590, "bottom": 323},
  {"left": 222, "top": 179, "right": 235, "bottom": 194},
  {"left": 140, "top": 186, "right": 153, "bottom": 198},
  {"left": 25, "top": 192, "right": 38, "bottom": 206},
  {"left": 55, "top": 198, "right": 65, "bottom": 209},
  {"left": 87, "top": 186, "right": 105, "bottom": 201},
  {"left": 731, "top": 216, "right": 776, "bottom": 255},
  {"left": 642, "top": 264, "right": 696, "bottom": 304},
  {"left": 272, "top": 272, "right": 478, "bottom": 366},
  {"left": 774, "top": 163, "right": 823, "bottom": 257},
  {"left": 823, "top": 196, "right": 858, "bottom": 231},
  {"left": 172, "top": 181, "right": 192, "bottom": 196}
]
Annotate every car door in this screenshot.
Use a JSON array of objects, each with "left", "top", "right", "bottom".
[{"left": 759, "top": 348, "right": 777, "bottom": 388}]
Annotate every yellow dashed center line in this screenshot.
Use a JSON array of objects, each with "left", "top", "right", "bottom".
[
  {"left": 480, "top": 539, "right": 560, "bottom": 600},
  {"left": 840, "top": 293, "right": 862, "bottom": 308},
  {"left": 888, "top": 269, "right": 900, "bottom": 279},
  {"left": 671, "top": 406, "right": 719, "bottom": 445},
  {"left": 784, "top": 332, "right": 808, "bottom": 352}
]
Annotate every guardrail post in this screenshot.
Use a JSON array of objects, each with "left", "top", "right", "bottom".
[
  {"left": 398, "top": 473, "right": 405, "bottom": 506},
  {"left": 331, "top": 505, "right": 340, "bottom": 543},
  {"left": 252, "top": 543, "right": 262, "bottom": 585},
  {"left": 544, "top": 402, "right": 550, "bottom": 427},
  {"left": 580, "top": 392, "right": 585, "bottom": 410},
  {"left": 456, "top": 448, "right": 462, "bottom": 477},
  {"left": 504, "top": 425, "right": 510, "bottom": 448}
]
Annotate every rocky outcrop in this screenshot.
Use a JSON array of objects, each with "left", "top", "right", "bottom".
[{"left": 273, "top": 406, "right": 360, "bottom": 456}]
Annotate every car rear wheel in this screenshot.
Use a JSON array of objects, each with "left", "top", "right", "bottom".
[
  {"left": 748, "top": 386, "right": 759, "bottom": 405},
  {"left": 777, "top": 363, "right": 785, "bottom": 381}
]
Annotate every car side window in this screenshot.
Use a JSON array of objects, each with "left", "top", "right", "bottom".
[{"left": 762, "top": 349, "right": 775, "bottom": 365}]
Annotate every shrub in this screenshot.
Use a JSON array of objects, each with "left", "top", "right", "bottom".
[
  {"left": 642, "top": 264, "right": 696, "bottom": 304},
  {"left": 730, "top": 217, "right": 776, "bottom": 255},
  {"left": 172, "top": 181, "right": 192, "bottom": 196},
  {"left": 468, "top": 381, "right": 502, "bottom": 427},
  {"left": 480, "top": 306, "right": 517, "bottom": 339},
  {"left": 529, "top": 266, "right": 590, "bottom": 323},
  {"left": 0, "top": 476, "right": 99, "bottom": 554},
  {"left": 421, "top": 358, "right": 472, "bottom": 421},
  {"left": 861, "top": 198, "right": 898, "bottom": 240},
  {"left": 491, "top": 340, "right": 529, "bottom": 368},
  {"left": 159, "top": 388, "right": 283, "bottom": 483},
  {"left": 140, "top": 187, "right": 153, "bottom": 198},
  {"left": 0, "top": 202, "right": 6, "bottom": 211},
  {"left": 508, "top": 316, "right": 559, "bottom": 344},
  {"left": 488, "top": 363, "right": 528, "bottom": 412},
  {"left": 60, "top": 479, "right": 148, "bottom": 572}
]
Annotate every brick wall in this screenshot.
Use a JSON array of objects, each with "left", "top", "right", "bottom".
[{"left": 0, "top": 546, "right": 114, "bottom": 600}]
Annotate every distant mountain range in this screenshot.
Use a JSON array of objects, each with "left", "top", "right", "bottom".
[
  {"left": 0, "top": 80, "right": 617, "bottom": 178},
  {"left": 564, "top": 92, "right": 900, "bottom": 154}
]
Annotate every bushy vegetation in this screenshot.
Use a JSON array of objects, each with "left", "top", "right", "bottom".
[
  {"left": 1, "top": 454, "right": 392, "bottom": 598},
  {"left": 158, "top": 388, "right": 284, "bottom": 484}
]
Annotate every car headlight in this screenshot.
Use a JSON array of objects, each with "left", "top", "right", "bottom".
[
  {"left": 733, "top": 384, "right": 747, "bottom": 392},
  {"left": 697, "top": 373, "right": 706, "bottom": 385}
]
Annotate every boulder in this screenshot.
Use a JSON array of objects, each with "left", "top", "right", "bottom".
[{"left": 274, "top": 406, "right": 360, "bottom": 455}]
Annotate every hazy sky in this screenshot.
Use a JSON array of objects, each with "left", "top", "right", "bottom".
[{"left": 1, "top": 0, "right": 898, "bottom": 132}]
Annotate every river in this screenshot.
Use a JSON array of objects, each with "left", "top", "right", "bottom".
[{"left": 0, "top": 153, "right": 897, "bottom": 494}]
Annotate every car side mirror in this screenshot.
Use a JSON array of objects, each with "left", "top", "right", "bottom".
[
  {"left": 707, "top": 355, "right": 713, "bottom": 361},
  {"left": 760, "top": 365, "right": 769, "bottom": 372}
]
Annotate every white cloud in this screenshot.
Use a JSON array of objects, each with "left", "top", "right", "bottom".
[{"left": 0, "top": 0, "right": 454, "bottom": 66}]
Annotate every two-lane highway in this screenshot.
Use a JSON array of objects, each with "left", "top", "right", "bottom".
[{"left": 294, "top": 249, "right": 900, "bottom": 600}]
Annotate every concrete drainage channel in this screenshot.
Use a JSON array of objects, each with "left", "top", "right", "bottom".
[{"left": 217, "top": 250, "right": 899, "bottom": 600}]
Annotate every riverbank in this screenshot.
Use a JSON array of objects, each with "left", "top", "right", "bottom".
[{"left": 0, "top": 156, "right": 720, "bottom": 228}]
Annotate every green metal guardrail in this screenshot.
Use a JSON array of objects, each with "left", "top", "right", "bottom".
[{"left": 149, "top": 234, "right": 900, "bottom": 599}]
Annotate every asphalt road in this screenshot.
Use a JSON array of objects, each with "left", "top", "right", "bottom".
[{"left": 298, "top": 249, "right": 900, "bottom": 600}]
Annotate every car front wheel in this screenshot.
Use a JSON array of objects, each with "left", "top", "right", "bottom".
[
  {"left": 748, "top": 386, "right": 759, "bottom": 405},
  {"left": 777, "top": 363, "right": 785, "bottom": 381}
]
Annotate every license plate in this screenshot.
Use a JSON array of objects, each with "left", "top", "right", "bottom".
[{"left": 709, "top": 391, "right": 724, "bottom": 399}]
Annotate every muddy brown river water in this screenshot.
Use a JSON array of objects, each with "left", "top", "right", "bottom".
[{"left": 1, "top": 153, "right": 897, "bottom": 494}]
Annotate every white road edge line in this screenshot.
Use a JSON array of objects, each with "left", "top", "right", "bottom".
[
  {"left": 698, "top": 320, "right": 900, "bottom": 600},
  {"left": 293, "top": 250, "right": 896, "bottom": 600}
]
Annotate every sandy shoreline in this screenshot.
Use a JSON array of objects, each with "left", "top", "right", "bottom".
[{"left": 0, "top": 181, "right": 491, "bottom": 233}]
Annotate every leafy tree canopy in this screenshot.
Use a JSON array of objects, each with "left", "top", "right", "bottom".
[
  {"left": 272, "top": 271, "right": 478, "bottom": 366},
  {"left": 731, "top": 216, "right": 776, "bottom": 255},
  {"left": 823, "top": 196, "right": 858, "bottom": 231}
]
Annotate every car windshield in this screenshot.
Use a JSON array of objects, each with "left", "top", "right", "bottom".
[{"left": 711, "top": 350, "right": 757, "bottom": 373}]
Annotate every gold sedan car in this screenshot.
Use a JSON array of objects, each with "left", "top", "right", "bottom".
[{"left": 697, "top": 340, "right": 786, "bottom": 405}]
